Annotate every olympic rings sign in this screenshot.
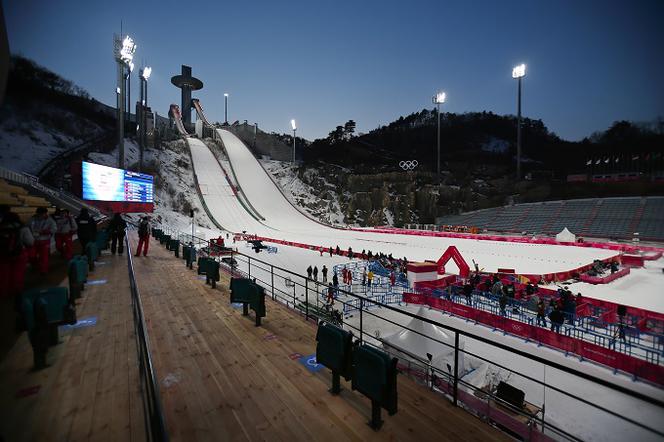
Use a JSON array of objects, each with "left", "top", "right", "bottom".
[{"left": 399, "top": 160, "right": 419, "bottom": 171}]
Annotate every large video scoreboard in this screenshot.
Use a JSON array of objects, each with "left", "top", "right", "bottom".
[{"left": 82, "top": 161, "right": 154, "bottom": 203}]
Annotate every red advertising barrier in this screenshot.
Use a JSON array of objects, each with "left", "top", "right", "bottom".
[
  {"left": 579, "top": 267, "right": 630, "bottom": 284},
  {"left": 402, "top": 292, "right": 664, "bottom": 385},
  {"left": 86, "top": 200, "right": 154, "bottom": 214},
  {"left": 621, "top": 255, "right": 645, "bottom": 267}
]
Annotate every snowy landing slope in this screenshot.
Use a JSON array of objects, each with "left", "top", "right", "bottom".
[{"left": 189, "top": 130, "right": 618, "bottom": 276}]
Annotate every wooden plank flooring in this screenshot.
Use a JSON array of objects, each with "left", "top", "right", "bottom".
[
  {"left": 132, "top": 235, "right": 510, "bottom": 442},
  {"left": 0, "top": 248, "right": 145, "bottom": 441}
]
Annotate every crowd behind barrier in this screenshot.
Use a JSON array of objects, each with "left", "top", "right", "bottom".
[{"left": 402, "top": 292, "right": 664, "bottom": 386}]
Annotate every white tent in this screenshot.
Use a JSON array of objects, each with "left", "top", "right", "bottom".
[
  {"left": 381, "top": 306, "right": 465, "bottom": 376},
  {"left": 556, "top": 227, "right": 576, "bottom": 243}
]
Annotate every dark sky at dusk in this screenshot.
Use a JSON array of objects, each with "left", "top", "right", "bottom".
[{"left": 4, "top": 0, "right": 664, "bottom": 141}]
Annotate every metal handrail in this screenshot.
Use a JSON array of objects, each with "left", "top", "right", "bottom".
[{"left": 124, "top": 231, "right": 169, "bottom": 441}]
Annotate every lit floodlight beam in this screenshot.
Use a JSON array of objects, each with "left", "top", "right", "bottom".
[
  {"left": 141, "top": 66, "right": 152, "bottom": 80},
  {"left": 120, "top": 35, "right": 136, "bottom": 64},
  {"left": 291, "top": 119, "right": 297, "bottom": 130},
  {"left": 512, "top": 63, "right": 526, "bottom": 78},
  {"left": 433, "top": 91, "right": 446, "bottom": 104}
]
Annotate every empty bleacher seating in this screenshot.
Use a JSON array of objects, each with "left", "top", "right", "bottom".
[
  {"left": 0, "top": 178, "right": 55, "bottom": 223},
  {"left": 437, "top": 197, "right": 664, "bottom": 241}
]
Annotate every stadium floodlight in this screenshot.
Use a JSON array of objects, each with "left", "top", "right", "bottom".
[
  {"left": 141, "top": 66, "right": 152, "bottom": 80},
  {"left": 291, "top": 119, "right": 297, "bottom": 163},
  {"left": 512, "top": 63, "right": 526, "bottom": 78},
  {"left": 120, "top": 36, "right": 136, "bottom": 64},
  {"left": 512, "top": 63, "right": 526, "bottom": 179},
  {"left": 116, "top": 87, "right": 121, "bottom": 94},
  {"left": 432, "top": 91, "right": 446, "bottom": 176}
]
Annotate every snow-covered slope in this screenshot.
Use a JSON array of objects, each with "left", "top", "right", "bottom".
[{"left": 0, "top": 103, "right": 106, "bottom": 174}]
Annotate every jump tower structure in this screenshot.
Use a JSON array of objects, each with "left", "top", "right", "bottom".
[{"left": 170, "top": 65, "right": 203, "bottom": 126}]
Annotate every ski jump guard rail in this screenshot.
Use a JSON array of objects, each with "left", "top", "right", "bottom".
[
  {"left": 155, "top": 223, "right": 664, "bottom": 442},
  {"left": 169, "top": 104, "right": 189, "bottom": 137},
  {"left": 191, "top": 98, "right": 212, "bottom": 127}
]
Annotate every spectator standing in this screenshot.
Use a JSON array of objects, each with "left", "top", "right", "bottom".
[
  {"left": 108, "top": 213, "right": 127, "bottom": 255},
  {"left": 332, "top": 272, "right": 339, "bottom": 288},
  {"left": 307, "top": 265, "right": 313, "bottom": 279},
  {"left": 362, "top": 269, "right": 367, "bottom": 286},
  {"left": 499, "top": 292, "right": 508, "bottom": 316},
  {"left": 536, "top": 299, "right": 546, "bottom": 327},
  {"left": 367, "top": 270, "right": 374, "bottom": 288},
  {"left": 549, "top": 306, "right": 564, "bottom": 333},
  {"left": 313, "top": 265, "right": 318, "bottom": 281},
  {"left": 463, "top": 282, "right": 473, "bottom": 305},
  {"left": 136, "top": 216, "right": 151, "bottom": 256},
  {"left": 54, "top": 208, "right": 77, "bottom": 261},
  {"left": 390, "top": 271, "right": 396, "bottom": 287},
  {"left": 0, "top": 207, "right": 34, "bottom": 299},
  {"left": 322, "top": 265, "right": 328, "bottom": 282},
  {"left": 29, "top": 207, "right": 57, "bottom": 274},
  {"left": 76, "top": 208, "right": 97, "bottom": 252}
]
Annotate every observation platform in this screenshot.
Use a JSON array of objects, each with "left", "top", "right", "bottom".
[
  {"left": 131, "top": 236, "right": 509, "bottom": 441},
  {"left": 0, "top": 246, "right": 145, "bottom": 441}
]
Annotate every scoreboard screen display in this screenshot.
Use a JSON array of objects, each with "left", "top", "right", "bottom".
[{"left": 82, "top": 161, "right": 154, "bottom": 203}]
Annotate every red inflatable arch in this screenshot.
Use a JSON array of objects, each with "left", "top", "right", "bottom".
[{"left": 436, "top": 246, "right": 470, "bottom": 278}]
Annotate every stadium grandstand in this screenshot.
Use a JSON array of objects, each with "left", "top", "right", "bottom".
[{"left": 436, "top": 196, "right": 664, "bottom": 242}]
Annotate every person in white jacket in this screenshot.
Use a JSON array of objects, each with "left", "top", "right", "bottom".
[
  {"left": 29, "top": 207, "right": 57, "bottom": 274},
  {"left": 54, "top": 208, "right": 77, "bottom": 261}
]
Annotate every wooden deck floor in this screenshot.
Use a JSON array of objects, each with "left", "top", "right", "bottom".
[
  {"left": 132, "top": 236, "right": 510, "bottom": 442},
  {"left": 0, "top": 248, "right": 145, "bottom": 441}
]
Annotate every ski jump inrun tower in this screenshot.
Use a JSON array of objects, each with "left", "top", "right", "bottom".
[{"left": 170, "top": 65, "right": 203, "bottom": 125}]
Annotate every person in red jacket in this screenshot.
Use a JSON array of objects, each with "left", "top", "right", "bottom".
[
  {"left": 54, "top": 208, "right": 77, "bottom": 261},
  {"left": 135, "top": 216, "right": 151, "bottom": 257}
]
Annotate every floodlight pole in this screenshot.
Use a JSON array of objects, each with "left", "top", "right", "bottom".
[
  {"left": 138, "top": 74, "right": 144, "bottom": 172},
  {"left": 436, "top": 101, "right": 441, "bottom": 176},
  {"left": 224, "top": 93, "right": 229, "bottom": 124},
  {"left": 516, "top": 75, "right": 522, "bottom": 180},
  {"left": 292, "top": 128, "right": 296, "bottom": 163},
  {"left": 432, "top": 92, "right": 445, "bottom": 177},
  {"left": 143, "top": 76, "right": 148, "bottom": 162},
  {"left": 117, "top": 63, "right": 125, "bottom": 169}
]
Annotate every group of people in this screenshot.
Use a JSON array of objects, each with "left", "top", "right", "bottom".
[
  {"left": 0, "top": 203, "right": 153, "bottom": 303},
  {"left": 306, "top": 264, "right": 328, "bottom": 283},
  {"left": 0, "top": 205, "right": 98, "bottom": 300},
  {"left": 452, "top": 271, "right": 587, "bottom": 334}
]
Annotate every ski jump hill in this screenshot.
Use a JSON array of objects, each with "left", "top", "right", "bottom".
[{"left": 178, "top": 122, "right": 626, "bottom": 278}]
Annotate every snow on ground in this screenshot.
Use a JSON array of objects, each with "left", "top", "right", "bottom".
[{"left": 0, "top": 114, "right": 94, "bottom": 174}]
